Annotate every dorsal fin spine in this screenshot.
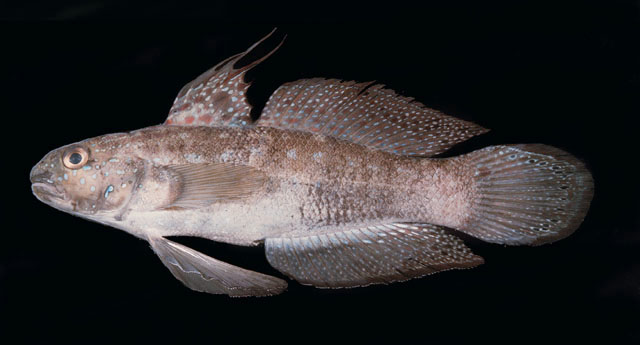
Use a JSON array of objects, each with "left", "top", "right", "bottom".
[
  {"left": 233, "top": 28, "right": 285, "bottom": 72},
  {"left": 165, "top": 29, "right": 285, "bottom": 128}
]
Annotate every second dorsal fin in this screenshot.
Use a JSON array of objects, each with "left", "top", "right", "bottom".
[
  {"left": 165, "top": 29, "right": 284, "bottom": 127},
  {"left": 257, "top": 78, "right": 489, "bottom": 157}
]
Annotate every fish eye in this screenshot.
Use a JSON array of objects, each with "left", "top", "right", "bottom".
[
  {"left": 62, "top": 147, "right": 89, "bottom": 169},
  {"left": 69, "top": 153, "right": 82, "bottom": 164}
]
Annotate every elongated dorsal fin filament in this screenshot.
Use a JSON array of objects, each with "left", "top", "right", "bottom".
[{"left": 165, "top": 29, "right": 284, "bottom": 127}]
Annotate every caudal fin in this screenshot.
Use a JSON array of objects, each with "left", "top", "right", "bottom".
[{"left": 459, "top": 144, "right": 593, "bottom": 246}]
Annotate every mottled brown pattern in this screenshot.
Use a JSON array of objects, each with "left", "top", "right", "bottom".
[
  {"left": 115, "top": 125, "right": 474, "bottom": 239},
  {"left": 30, "top": 33, "right": 593, "bottom": 296}
]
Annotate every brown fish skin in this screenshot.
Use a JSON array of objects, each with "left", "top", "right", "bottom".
[
  {"left": 30, "top": 32, "right": 593, "bottom": 295},
  {"left": 31, "top": 125, "right": 472, "bottom": 245},
  {"left": 30, "top": 134, "right": 146, "bottom": 222}
]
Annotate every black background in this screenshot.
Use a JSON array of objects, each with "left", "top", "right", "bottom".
[{"left": 2, "top": 1, "right": 639, "bottom": 344}]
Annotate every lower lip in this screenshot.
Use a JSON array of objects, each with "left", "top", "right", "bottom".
[
  {"left": 31, "top": 182, "right": 57, "bottom": 192},
  {"left": 31, "top": 182, "right": 63, "bottom": 200}
]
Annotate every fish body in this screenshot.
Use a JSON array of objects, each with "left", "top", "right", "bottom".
[
  {"left": 33, "top": 125, "right": 470, "bottom": 243},
  {"left": 30, "top": 31, "right": 593, "bottom": 296}
]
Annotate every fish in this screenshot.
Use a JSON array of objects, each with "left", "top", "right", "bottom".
[{"left": 30, "top": 30, "right": 594, "bottom": 297}]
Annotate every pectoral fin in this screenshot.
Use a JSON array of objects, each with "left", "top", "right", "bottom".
[
  {"left": 149, "top": 236, "right": 287, "bottom": 297},
  {"left": 265, "top": 223, "right": 483, "bottom": 288},
  {"left": 165, "top": 163, "right": 266, "bottom": 209}
]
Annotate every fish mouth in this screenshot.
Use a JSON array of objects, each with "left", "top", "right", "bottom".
[
  {"left": 30, "top": 164, "right": 76, "bottom": 211},
  {"left": 31, "top": 182, "right": 66, "bottom": 203}
]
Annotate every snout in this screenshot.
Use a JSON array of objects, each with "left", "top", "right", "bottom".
[
  {"left": 30, "top": 157, "right": 66, "bottom": 204},
  {"left": 30, "top": 151, "right": 58, "bottom": 183},
  {"left": 30, "top": 164, "right": 53, "bottom": 184}
]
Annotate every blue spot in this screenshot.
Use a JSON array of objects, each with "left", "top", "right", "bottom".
[{"left": 104, "top": 185, "right": 114, "bottom": 199}]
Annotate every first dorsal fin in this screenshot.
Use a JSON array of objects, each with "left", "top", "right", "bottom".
[
  {"left": 165, "top": 29, "right": 284, "bottom": 127},
  {"left": 257, "top": 78, "right": 489, "bottom": 157}
]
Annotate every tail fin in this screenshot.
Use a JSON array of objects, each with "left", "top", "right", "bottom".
[{"left": 459, "top": 144, "right": 593, "bottom": 246}]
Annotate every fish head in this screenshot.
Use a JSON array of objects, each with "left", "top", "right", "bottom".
[{"left": 30, "top": 133, "right": 145, "bottom": 219}]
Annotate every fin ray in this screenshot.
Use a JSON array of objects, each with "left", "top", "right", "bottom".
[
  {"left": 149, "top": 236, "right": 287, "bottom": 297},
  {"left": 265, "top": 223, "right": 483, "bottom": 288},
  {"left": 258, "top": 79, "right": 489, "bottom": 156},
  {"left": 165, "top": 30, "right": 284, "bottom": 127},
  {"left": 166, "top": 163, "right": 266, "bottom": 209},
  {"left": 459, "top": 144, "right": 594, "bottom": 245}
]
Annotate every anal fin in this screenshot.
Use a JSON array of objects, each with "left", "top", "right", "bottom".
[
  {"left": 264, "top": 223, "right": 483, "bottom": 288},
  {"left": 149, "top": 236, "right": 287, "bottom": 297}
]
